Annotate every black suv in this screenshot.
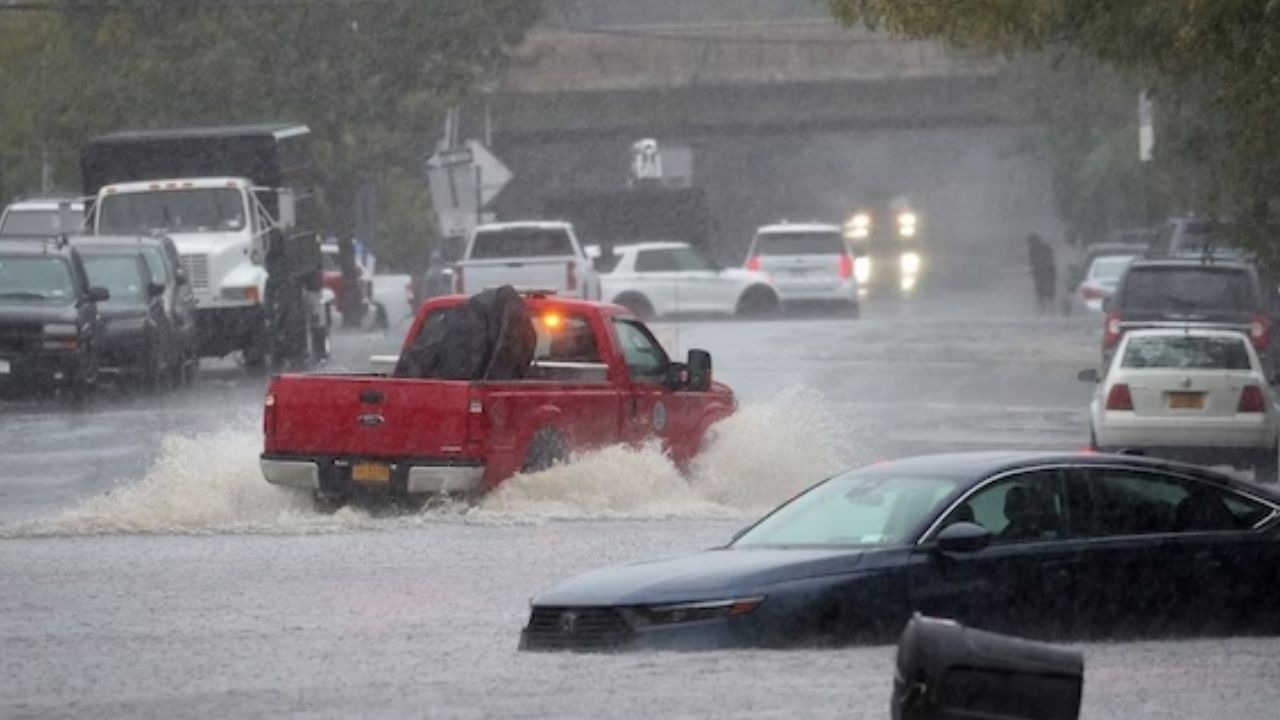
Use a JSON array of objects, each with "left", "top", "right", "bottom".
[
  {"left": 1104, "top": 257, "right": 1280, "bottom": 379},
  {"left": 0, "top": 239, "right": 109, "bottom": 398}
]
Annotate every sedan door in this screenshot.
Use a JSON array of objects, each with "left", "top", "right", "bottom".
[
  {"left": 908, "top": 468, "right": 1084, "bottom": 638},
  {"left": 1064, "top": 465, "right": 1280, "bottom": 637}
]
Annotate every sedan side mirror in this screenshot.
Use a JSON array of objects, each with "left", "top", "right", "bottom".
[
  {"left": 687, "top": 349, "right": 712, "bottom": 392},
  {"left": 933, "top": 522, "right": 992, "bottom": 554},
  {"left": 1077, "top": 368, "right": 1099, "bottom": 383},
  {"left": 86, "top": 286, "right": 110, "bottom": 303},
  {"left": 147, "top": 282, "right": 166, "bottom": 298}
]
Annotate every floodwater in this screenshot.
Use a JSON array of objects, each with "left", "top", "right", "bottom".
[{"left": 3, "top": 282, "right": 1277, "bottom": 719}]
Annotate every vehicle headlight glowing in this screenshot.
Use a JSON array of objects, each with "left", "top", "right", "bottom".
[
  {"left": 854, "top": 256, "right": 872, "bottom": 284},
  {"left": 897, "top": 212, "right": 918, "bottom": 238},
  {"left": 901, "top": 275, "right": 918, "bottom": 292},
  {"left": 900, "top": 252, "right": 922, "bottom": 276},
  {"left": 638, "top": 596, "right": 765, "bottom": 625},
  {"left": 844, "top": 212, "right": 872, "bottom": 240},
  {"left": 43, "top": 323, "right": 79, "bottom": 337}
]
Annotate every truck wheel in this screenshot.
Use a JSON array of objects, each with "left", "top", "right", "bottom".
[
  {"left": 736, "top": 286, "right": 780, "bottom": 317},
  {"left": 522, "top": 428, "right": 569, "bottom": 473},
  {"left": 614, "top": 293, "right": 654, "bottom": 321}
]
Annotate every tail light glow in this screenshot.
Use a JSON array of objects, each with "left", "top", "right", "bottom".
[
  {"left": 1238, "top": 385, "right": 1267, "bottom": 413},
  {"left": 1250, "top": 314, "right": 1269, "bottom": 349},
  {"left": 1103, "top": 312, "right": 1122, "bottom": 347},
  {"left": 747, "top": 255, "right": 761, "bottom": 272},
  {"left": 838, "top": 254, "right": 853, "bottom": 280},
  {"left": 1105, "top": 383, "right": 1134, "bottom": 411}
]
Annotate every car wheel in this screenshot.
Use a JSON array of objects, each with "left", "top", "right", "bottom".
[
  {"left": 522, "top": 428, "right": 569, "bottom": 473},
  {"left": 735, "top": 286, "right": 780, "bottom": 317},
  {"left": 614, "top": 293, "right": 655, "bottom": 322}
]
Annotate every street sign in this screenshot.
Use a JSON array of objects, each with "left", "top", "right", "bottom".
[
  {"left": 466, "top": 139, "right": 512, "bottom": 207},
  {"left": 1138, "top": 90, "right": 1154, "bottom": 163},
  {"left": 426, "top": 146, "right": 474, "bottom": 169}
]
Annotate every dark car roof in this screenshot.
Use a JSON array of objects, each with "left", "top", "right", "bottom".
[{"left": 867, "top": 451, "right": 1280, "bottom": 502}]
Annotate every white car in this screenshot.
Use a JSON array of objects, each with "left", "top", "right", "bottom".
[
  {"left": 589, "top": 241, "right": 778, "bottom": 319},
  {"left": 745, "top": 222, "right": 859, "bottom": 315},
  {"left": 1084, "top": 328, "right": 1279, "bottom": 480},
  {"left": 0, "top": 197, "right": 85, "bottom": 237},
  {"left": 1074, "top": 253, "right": 1137, "bottom": 312}
]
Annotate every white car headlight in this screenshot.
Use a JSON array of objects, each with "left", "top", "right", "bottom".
[
  {"left": 897, "top": 212, "right": 918, "bottom": 238},
  {"left": 900, "top": 252, "right": 922, "bottom": 276}
]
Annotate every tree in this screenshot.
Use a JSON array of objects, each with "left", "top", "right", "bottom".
[
  {"left": 829, "top": 0, "right": 1280, "bottom": 259},
  {"left": 0, "top": 0, "right": 542, "bottom": 274}
]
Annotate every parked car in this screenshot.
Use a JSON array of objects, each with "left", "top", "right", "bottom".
[
  {"left": 77, "top": 246, "right": 176, "bottom": 392},
  {"left": 0, "top": 196, "right": 84, "bottom": 238},
  {"left": 261, "top": 291, "right": 734, "bottom": 507},
  {"left": 70, "top": 235, "right": 199, "bottom": 384},
  {"left": 745, "top": 222, "right": 860, "bottom": 315},
  {"left": 1083, "top": 328, "right": 1278, "bottom": 479},
  {"left": 452, "top": 221, "right": 600, "bottom": 300},
  {"left": 0, "top": 239, "right": 107, "bottom": 399},
  {"left": 1073, "top": 253, "right": 1137, "bottom": 313},
  {"left": 1066, "top": 240, "right": 1149, "bottom": 292},
  {"left": 1103, "top": 257, "right": 1280, "bottom": 380},
  {"left": 521, "top": 451, "right": 1280, "bottom": 651},
  {"left": 587, "top": 241, "right": 778, "bottom": 320}
]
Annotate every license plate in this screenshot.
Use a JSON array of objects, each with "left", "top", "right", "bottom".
[
  {"left": 1167, "top": 392, "right": 1206, "bottom": 410},
  {"left": 0, "top": 359, "right": 9, "bottom": 374},
  {"left": 351, "top": 462, "right": 391, "bottom": 484}
]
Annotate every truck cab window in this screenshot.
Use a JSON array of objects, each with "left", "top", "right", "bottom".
[{"left": 612, "top": 319, "right": 669, "bottom": 382}]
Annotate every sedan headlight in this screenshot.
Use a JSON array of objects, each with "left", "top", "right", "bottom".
[
  {"left": 636, "top": 596, "right": 766, "bottom": 626},
  {"left": 897, "top": 212, "right": 918, "bottom": 238},
  {"left": 900, "top": 252, "right": 922, "bottom": 276},
  {"left": 844, "top": 212, "right": 872, "bottom": 240},
  {"left": 43, "top": 323, "right": 79, "bottom": 337}
]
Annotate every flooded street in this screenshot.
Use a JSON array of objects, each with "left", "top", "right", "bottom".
[{"left": 4, "top": 290, "right": 1279, "bottom": 719}]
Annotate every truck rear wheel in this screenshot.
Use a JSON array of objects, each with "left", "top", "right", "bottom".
[
  {"left": 736, "top": 286, "right": 780, "bottom": 317},
  {"left": 522, "top": 428, "right": 569, "bottom": 473}
]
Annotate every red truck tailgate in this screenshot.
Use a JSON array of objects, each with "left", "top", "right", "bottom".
[{"left": 267, "top": 374, "right": 473, "bottom": 458}]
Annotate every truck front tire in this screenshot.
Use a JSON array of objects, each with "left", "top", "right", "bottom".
[{"left": 522, "top": 428, "right": 569, "bottom": 473}]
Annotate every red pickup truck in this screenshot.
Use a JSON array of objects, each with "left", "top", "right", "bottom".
[{"left": 260, "top": 294, "right": 736, "bottom": 504}]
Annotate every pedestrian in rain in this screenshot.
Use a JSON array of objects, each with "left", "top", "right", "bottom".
[{"left": 1026, "top": 233, "right": 1057, "bottom": 314}]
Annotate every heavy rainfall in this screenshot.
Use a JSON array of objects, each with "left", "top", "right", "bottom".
[{"left": 2, "top": 1, "right": 1280, "bottom": 719}]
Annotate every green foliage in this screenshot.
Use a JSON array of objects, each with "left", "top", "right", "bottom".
[
  {"left": 0, "top": 0, "right": 542, "bottom": 269},
  {"left": 830, "top": 0, "right": 1280, "bottom": 254}
]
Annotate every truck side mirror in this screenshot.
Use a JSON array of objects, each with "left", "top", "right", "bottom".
[
  {"left": 687, "top": 349, "right": 712, "bottom": 392},
  {"left": 276, "top": 189, "right": 297, "bottom": 230},
  {"left": 147, "top": 281, "right": 166, "bottom": 298},
  {"left": 86, "top": 286, "right": 110, "bottom": 303},
  {"left": 175, "top": 269, "right": 189, "bottom": 286}
]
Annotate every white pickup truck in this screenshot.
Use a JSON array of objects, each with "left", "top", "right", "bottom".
[{"left": 452, "top": 221, "right": 600, "bottom": 300}]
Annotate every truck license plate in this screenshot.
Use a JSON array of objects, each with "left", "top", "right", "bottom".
[
  {"left": 0, "top": 359, "right": 9, "bottom": 374},
  {"left": 1167, "top": 392, "right": 1205, "bottom": 410},
  {"left": 352, "top": 462, "right": 391, "bottom": 484}
]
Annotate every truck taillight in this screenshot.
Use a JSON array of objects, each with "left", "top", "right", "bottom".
[
  {"left": 1103, "top": 313, "right": 1122, "bottom": 347},
  {"left": 454, "top": 266, "right": 465, "bottom": 295},
  {"left": 838, "top": 254, "right": 853, "bottom": 280},
  {"left": 1250, "top": 314, "right": 1270, "bottom": 349},
  {"left": 1105, "top": 383, "right": 1133, "bottom": 411},
  {"left": 263, "top": 391, "right": 277, "bottom": 445},
  {"left": 747, "top": 255, "right": 761, "bottom": 272},
  {"left": 566, "top": 260, "right": 578, "bottom": 293},
  {"left": 1238, "top": 385, "right": 1267, "bottom": 413}
]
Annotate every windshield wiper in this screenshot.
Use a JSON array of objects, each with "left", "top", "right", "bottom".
[{"left": 0, "top": 291, "right": 50, "bottom": 300}]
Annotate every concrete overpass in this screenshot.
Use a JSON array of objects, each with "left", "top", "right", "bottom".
[{"left": 462, "top": 2, "right": 1061, "bottom": 289}]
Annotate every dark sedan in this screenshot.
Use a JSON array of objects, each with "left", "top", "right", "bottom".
[{"left": 520, "top": 452, "right": 1280, "bottom": 651}]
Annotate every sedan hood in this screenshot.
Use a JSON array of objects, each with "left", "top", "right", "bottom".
[
  {"left": 0, "top": 303, "right": 79, "bottom": 325},
  {"left": 533, "top": 547, "right": 865, "bottom": 607}
]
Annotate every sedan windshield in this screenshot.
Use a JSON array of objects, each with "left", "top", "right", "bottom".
[
  {"left": 1088, "top": 255, "right": 1136, "bottom": 282},
  {"left": 1122, "top": 335, "right": 1254, "bottom": 371},
  {"left": 733, "top": 470, "right": 959, "bottom": 548},
  {"left": 0, "top": 256, "right": 76, "bottom": 303},
  {"left": 83, "top": 255, "right": 146, "bottom": 301},
  {"left": 98, "top": 189, "right": 246, "bottom": 234}
]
